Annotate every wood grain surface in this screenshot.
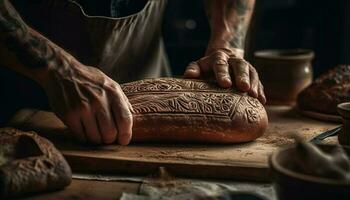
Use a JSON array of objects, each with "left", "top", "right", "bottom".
[{"left": 8, "top": 106, "right": 339, "bottom": 181}]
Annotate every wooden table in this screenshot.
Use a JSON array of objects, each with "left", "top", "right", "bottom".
[
  {"left": 8, "top": 105, "right": 339, "bottom": 199},
  {"left": 9, "top": 106, "right": 339, "bottom": 182}
]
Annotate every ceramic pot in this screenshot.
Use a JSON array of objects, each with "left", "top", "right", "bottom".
[
  {"left": 337, "top": 102, "right": 350, "bottom": 145},
  {"left": 269, "top": 144, "right": 350, "bottom": 200},
  {"left": 254, "top": 49, "right": 314, "bottom": 105}
]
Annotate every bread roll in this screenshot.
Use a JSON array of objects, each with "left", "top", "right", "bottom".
[
  {"left": 121, "top": 78, "right": 268, "bottom": 143},
  {"left": 298, "top": 65, "right": 350, "bottom": 115},
  {"left": 0, "top": 128, "right": 71, "bottom": 199}
]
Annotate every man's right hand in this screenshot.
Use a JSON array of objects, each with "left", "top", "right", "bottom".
[
  {"left": 1, "top": 0, "right": 133, "bottom": 145},
  {"left": 41, "top": 59, "right": 134, "bottom": 145}
]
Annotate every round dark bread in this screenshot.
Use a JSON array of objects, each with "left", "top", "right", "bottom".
[
  {"left": 297, "top": 65, "right": 350, "bottom": 115},
  {"left": 0, "top": 128, "right": 72, "bottom": 199},
  {"left": 121, "top": 78, "right": 268, "bottom": 143}
]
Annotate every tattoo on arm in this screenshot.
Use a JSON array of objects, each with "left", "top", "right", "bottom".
[
  {"left": 205, "top": 0, "right": 255, "bottom": 50},
  {"left": 229, "top": 0, "right": 252, "bottom": 49},
  {"left": 0, "top": 0, "right": 58, "bottom": 69}
]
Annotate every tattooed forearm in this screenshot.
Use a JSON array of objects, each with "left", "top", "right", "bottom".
[
  {"left": 0, "top": 0, "right": 60, "bottom": 69},
  {"left": 229, "top": 0, "right": 252, "bottom": 48},
  {"left": 0, "top": 0, "right": 26, "bottom": 35},
  {"left": 205, "top": 0, "right": 255, "bottom": 50}
]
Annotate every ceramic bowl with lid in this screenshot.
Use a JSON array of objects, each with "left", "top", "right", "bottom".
[{"left": 269, "top": 144, "right": 350, "bottom": 200}]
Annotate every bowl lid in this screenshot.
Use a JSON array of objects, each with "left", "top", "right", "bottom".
[
  {"left": 270, "top": 144, "right": 350, "bottom": 186},
  {"left": 254, "top": 49, "right": 315, "bottom": 61}
]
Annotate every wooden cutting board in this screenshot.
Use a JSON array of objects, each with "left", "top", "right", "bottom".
[{"left": 8, "top": 106, "right": 339, "bottom": 181}]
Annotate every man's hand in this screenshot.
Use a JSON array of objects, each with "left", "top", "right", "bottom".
[
  {"left": 184, "top": 48, "right": 266, "bottom": 104},
  {"left": 0, "top": 0, "right": 133, "bottom": 145},
  {"left": 42, "top": 60, "right": 133, "bottom": 145},
  {"left": 185, "top": 0, "right": 265, "bottom": 104}
]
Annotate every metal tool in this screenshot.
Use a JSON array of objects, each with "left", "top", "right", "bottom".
[{"left": 310, "top": 126, "right": 342, "bottom": 144}]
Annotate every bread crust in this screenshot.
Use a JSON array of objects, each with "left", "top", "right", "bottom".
[
  {"left": 298, "top": 65, "right": 350, "bottom": 115},
  {"left": 121, "top": 78, "right": 268, "bottom": 143},
  {"left": 0, "top": 128, "right": 72, "bottom": 199}
]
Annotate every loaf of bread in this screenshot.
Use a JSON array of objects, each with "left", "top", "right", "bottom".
[
  {"left": 0, "top": 128, "right": 71, "bottom": 199},
  {"left": 121, "top": 78, "right": 268, "bottom": 143},
  {"left": 297, "top": 65, "right": 350, "bottom": 115}
]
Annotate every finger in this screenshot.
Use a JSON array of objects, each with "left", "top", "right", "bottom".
[
  {"left": 122, "top": 91, "right": 134, "bottom": 113},
  {"left": 184, "top": 62, "right": 201, "bottom": 78},
  {"left": 258, "top": 81, "right": 266, "bottom": 104},
  {"left": 111, "top": 89, "right": 133, "bottom": 145},
  {"left": 229, "top": 58, "right": 250, "bottom": 92},
  {"left": 81, "top": 105, "right": 102, "bottom": 144},
  {"left": 64, "top": 113, "right": 86, "bottom": 143},
  {"left": 213, "top": 55, "right": 232, "bottom": 88},
  {"left": 248, "top": 66, "right": 259, "bottom": 98},
  {"left": 96, "top": 108, "right": 117, "bottom": 144}
]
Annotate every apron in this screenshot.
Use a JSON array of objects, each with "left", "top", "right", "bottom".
[{"left": 11, "top": 0, "right": 171, "bottom": 83}]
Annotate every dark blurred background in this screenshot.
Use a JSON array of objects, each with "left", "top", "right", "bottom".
[
  {"left": 1, "top": 0, "right": 350, "bottom": 124},
  {"left": 163, "top": 0, "right": 350, "bottom": 77}
]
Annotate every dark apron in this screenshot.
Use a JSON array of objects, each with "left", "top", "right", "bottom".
[
  {"left": 12, "top": 0, "right": 171, "bottom": 83},
  {"left": 0, "top": 0, "right": 171, "bottom": 123}
]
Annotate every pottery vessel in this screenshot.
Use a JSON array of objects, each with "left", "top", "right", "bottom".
[
  {"left": 269, "top": 144, "right": 350, "bottom": 200},
  {"left": 337, "top": 102, "right": 350, "bottom": 145},
  {"left": 254, "top": 49, "right": 314, "bottom": 105}
]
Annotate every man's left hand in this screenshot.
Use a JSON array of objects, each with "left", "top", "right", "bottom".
[{"left": 184, "top": 48, "right": 266, "bottom": 104}]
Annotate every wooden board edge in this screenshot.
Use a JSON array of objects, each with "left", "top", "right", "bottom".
[{"left": 63, "top": 154, "right": 270, "bottom": 182}]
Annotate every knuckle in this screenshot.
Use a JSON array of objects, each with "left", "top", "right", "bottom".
[
  {"left": 107, "top": 83, "right": 121, "bottom": 95},
  {"left": 230, "top": 58, "right": 250, "bottom": 68},
  {"left": 260, "top": 84, "right": 265, "bottom": 90},
  {"left": 116, "top": 114, "right": 133, "bottom": 131},
  {"left": 217, "top": 72, "right": 229, "bottom": 78},
  {"left": 214, "top": 58, "right": 228, "bottom": 66},
  {"left": 113, "top": 82, "right": 122, "bottom": 90},
  {"left": 114, "top": 86, "right": 125, "bottom": 98},
  {"left": 250, "top": 65, "right": 257, "bottom": 73},
  {"left": 212, "top": 50, "right": 227, "bottom": 58},
  {"left": 213, "top": 51, "right": 225, "bottom": 57},
  {"left": 250, "top": 67, "right": 259, "bottom": 77},
  {"left": 239, "top": 71, "right": 249, "bottom": 77},
  {"left": 121, "top": 112, "right": 133, "bottom": 124}
]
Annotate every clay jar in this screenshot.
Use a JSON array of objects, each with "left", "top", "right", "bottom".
[
  {"left": 254, "top": 49, "right": 314, "bottom": 105},
  {"left": 337, "top": 102, "right": 350, "bottom": 145},
  {"left": 269, "top": 145, "right": 350, "bottom": 200}
]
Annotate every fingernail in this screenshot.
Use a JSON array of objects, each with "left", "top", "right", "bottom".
[
  {"left": 240, "top": 77, "right": 249, "bottom": 84},
  {"left": 187, "top": 68, "right": 197, "bottom": 72},
  {"left": 216, "top": 59, "right": 227, "bottom": 65},
  {"left": 185, "top": 69, "right": 199, "bottom": 77},
  {"left": 219, "top": 77, "right": 232, "bottom": 88},
  {"left": 241, "top": 79, "right": 249, "bottom": 86},
  {"left": 238, "top": 78, "right": 250, "bottom": 91},
  {"left": 223, "top": 77, "right": 232, "bottom": 84}
]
